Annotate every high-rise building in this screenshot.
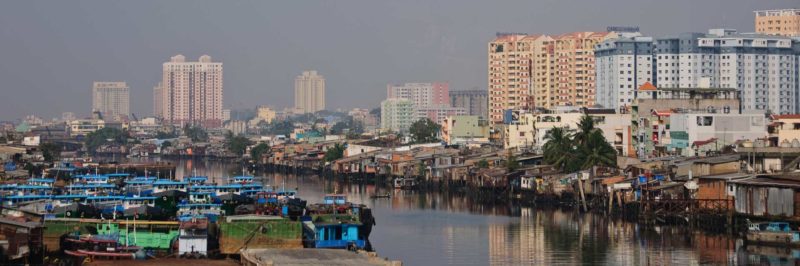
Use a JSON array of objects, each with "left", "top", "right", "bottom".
[
  {"left": 162, "top": 54, "right": 224, "bottom": 128},
  {"left": 387, "top": 82, "right": 450, "bottom": 108},
  {"left": 294, "top": 71, "right": 325, "bottom": 114},
  {"left": 449, "top": 89, "right": 488, "bottom": 118},
  {"left": 415, "top": 106, "right": 466, "bottom": 124},
  {"left": 552, "top": 32, "right": 617, "bottom": 107},
  {"left": 488, "top": 32, "right": 615, "bottom": 124},
  {"left": 488, "top": 34, "right": 538, "bottom": 124},
  {"left": 381, "top": 98, "right": 414, "bottom": 133},
  {"left": 653, "top": 29, "right": 797, "bottom": 114},
  {"left": 153, "top": 82, "right": 163, "bottom": 117},
  {"left": 595, "top": 35, "right": 654, "bottom": 110},
  {"left": 755, "top": 9, "right": 800, "bottom": 37},
  {"left": 92, "top": 81, "right": 130, "bottom": 121}
]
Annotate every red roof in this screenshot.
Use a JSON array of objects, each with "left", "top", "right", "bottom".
[
  {"left": 692, "top": 138, "right": 718, "bottom": 147},
  {"left": 771, "top": 114, "right": 800, "bottom": 120},
  {"left": 638, "top": 82, "right": 657, "bottom": 91}
]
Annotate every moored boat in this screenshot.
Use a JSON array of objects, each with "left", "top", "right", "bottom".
[{"left": 747, "top": 221, "right": 800, "bottom": 246}]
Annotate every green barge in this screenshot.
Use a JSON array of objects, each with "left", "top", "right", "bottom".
[{"left": 44, "top": 218, "right": 180, "bottom": 252}]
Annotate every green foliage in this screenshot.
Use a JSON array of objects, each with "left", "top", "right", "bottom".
[
  {"left": 542, "top": 114, "right": 617, "bottom": 173},
  {"left": 250, "top": 143, "right": 271, "bottom": 161},
  {"left": 505, "top": 150, "right": 520, "bottom": 172},
  {"left": 161, "top": 141, "right": 172, "bottom": 148},
  {"left": 417, "top": 161, "right": 426, "bottom": 177},
  {"left": 323, "top": 143, "right": 345, "bottom": 162},
  {"left": 262, "top": 120, "right": 295, "bottom": 136},
  {"left": 85, "top": 127, "right": 127, "bottom": 153},
  {"left": 225, "top": 131, "right": 251, "bottom": 156},
  {"left": 183, "top": 125, "right": 209, "bottom": 142},
  {"left": 39, "top": 142, "right": 62, "bottom": 162},
  {"left": 330, "top": 116, "right": 365, "bottom": 137},
  {"left": 155, "top": 130, "right": 177, "bottom": 139},
  {"left": 477, "top": 159, "right": 489, "bottom": 169},
  {"left": 409, "top": 118, "right": 441, "bottom": 144}
]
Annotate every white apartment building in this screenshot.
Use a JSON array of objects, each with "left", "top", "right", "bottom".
[
  {"left": 92, "top": 81, "right": 129, "bottom": 121},
  {"left": 670, "top": 113, "right": 766, "bottom": 156},
  {"left": 595, "top": 35, "right": 654, "bottom": 111},
  {"left": 654, "top": 29, "right": 797, "bottom": 114},
  {"left": 294, "top": 71, "right": 325, "bottom": 114},
  {"left": 415, "top": 106, "right": 466, "bottom": 124},
  {"left": 381, "top": 98, "right": 414, "bottom": 134},
  {"left": 162, "top": 55, "right": 224, "bottom": 128}
]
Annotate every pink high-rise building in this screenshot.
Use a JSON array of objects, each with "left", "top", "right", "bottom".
[{"left": 387, "top": 82, "right": 450, "bottom": 108}]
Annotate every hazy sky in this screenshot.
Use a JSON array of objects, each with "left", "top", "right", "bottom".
[{"left": 0, "top": 0, "right": 796, "bottom": 120}]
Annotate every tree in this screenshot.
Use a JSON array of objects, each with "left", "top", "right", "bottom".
[
  {"left": 329, "top": 122, "right": 349, "bottom": 135},
  {"left": 250, "top": 143, "right": 271, "bottom": 162},
  {"left": 39, "top": 142, "right": 62, "bottom": 162},
  {"left": 324, "top": 143, "right": 345, "bottom": 162},
  {"left": 161, "top": 141, "right": 172, "bottom": 148},
  {"left": 85, "top": 127, "right": 127, "bottom": 153},
  {"left": 225, "top": 131, "right": 251, "bottom": 156},
  {"left": 183, "top": 125, "right": 209, "bottom": 142},
  {"left": 155, "top": 130, "right": 177, "bottom": 139},
  {"left": 542, "top": 127, "right": 576, "bottom": 172},
  {"left": 576, "top": 130, "right": 617, "bottom": 171},
  {"left": 477, "top": 159, "right": 489, "bottom": 169},
  {"left": 573, "top": 115, "right": 597, "bottom": 147},
  {"left": 506, "top": 150, "right": 520, "bottom": 172},
  {"left": 409, "top": 118, "right": 441, "bottom": 144}
]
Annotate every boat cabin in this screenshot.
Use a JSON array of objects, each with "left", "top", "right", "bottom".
[
  {"left": 323, "top": 194, "right": 347, "bottom": 205},
  {"left": 186, "top": 176, "right": 208, "bottom": 185},
  {"left": 27, "top": 178, "right": 55, "bottom": 187},
  {"left": 153, "top": 180, "right": 188, "bottom": 194},
  {"left": 65, "top": 184, "right": 117, "bottom": 195},
  {"left": 231, "top": 176, "right": 254, "bottom": 184}
]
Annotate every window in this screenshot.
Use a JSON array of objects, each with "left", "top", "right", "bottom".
[{"left": 696, "top": 116, "right": 713, "bottom": 126}]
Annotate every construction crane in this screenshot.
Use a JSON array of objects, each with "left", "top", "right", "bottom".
[{"left": 131, "top": 113, "right": 139, "bottom": 122}]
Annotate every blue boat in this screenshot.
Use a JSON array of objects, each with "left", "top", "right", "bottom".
[
  {"left": 65, "top": 184, "right": 117, "bottom": 195},
  {"left": 747, "top": 221, "right": 800, "bottom": 246},
  {"left": 153, "top": 179, "right": 188, "bottom": 195},
  {"left": 185, "top": 176, "right": 208, "bottom": 185},
  {"left": 0, "top": 195, "right": 52, "bottom": 208},
  {"left": 27, "top": 178, "right": 55, "bottom": 187},
  {"left": 230, "top": 176, "right": 254, "bottom": 184},
  {"left": 302, "top": 195, "right": 370, "bottom": 250}
]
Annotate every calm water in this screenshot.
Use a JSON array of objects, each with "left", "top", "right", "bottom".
[{"left": 129, "top": 157, "right": 797, "bottom": 266}]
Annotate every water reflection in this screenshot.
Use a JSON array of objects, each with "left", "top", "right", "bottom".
[{"left": 132, "top": 158, "right": 795, "bottom": 265}]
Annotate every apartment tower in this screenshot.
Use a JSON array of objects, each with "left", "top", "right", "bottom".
[
  {"left": 92, "top": 81, "right": 130, "bottom": 121},
  {"left": 755, "top": 9, "right": 800, "bottom": 37},
  {"left": 294, "top": 70, "right": 326, "bottom": 114},
  {"left": 162, "top": 54, "right": 224, "bottom": 128}
]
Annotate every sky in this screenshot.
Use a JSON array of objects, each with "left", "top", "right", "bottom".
[{"left": 0, "top": 0, "right": 796, "bottom": 120}]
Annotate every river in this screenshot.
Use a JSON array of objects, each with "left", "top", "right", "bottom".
[{"left": 128, "top": 157, "right": 795, "bottom": 265}]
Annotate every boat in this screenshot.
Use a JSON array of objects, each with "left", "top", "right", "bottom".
[
  {"left": 302, "top": 194, "right": 374, "bottom": 250},
  {"left": 152, "top": 179, "right": 188, "bottom": 195},
  {"left": 178, "top": 215, "right": 209, "bottom": 258},
  {"left": 62, "top": 232, "right": 140, "bottom": 260},
  {"left": 64, "top": 184, "right": 117, "bottom": 196},
  {"left": 746, "top": 221, "right": 800, "bottom": 246}
]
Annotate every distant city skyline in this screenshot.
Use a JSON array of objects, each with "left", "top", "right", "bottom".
[{"left": 0, "top": 0, "right": 796, "bottom": 120}]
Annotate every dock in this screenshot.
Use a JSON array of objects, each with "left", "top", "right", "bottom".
[{"left": 240, "top": 249, "right": 401, "bottom": 266}]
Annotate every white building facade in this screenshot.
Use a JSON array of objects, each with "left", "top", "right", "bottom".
[
  {"left": 595, "top": 36, "right": 654, "bottom": 111},
  {"left": 381, "top": 98, "right": 414, "bottom": 134},
  {"left": 92, "top": 81, "right": 130, "bottom": 121}
]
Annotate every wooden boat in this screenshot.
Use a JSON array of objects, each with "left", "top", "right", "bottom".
[
  {"left": 746, "top": 221, "right": 800, "bottom": 246},
  {"left": 63, "top": 234, "right": 139, "bottom": 260}
]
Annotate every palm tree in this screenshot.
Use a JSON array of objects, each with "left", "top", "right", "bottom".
[
  {"left": 577, "top": 130, "right": 617, "bottom": 170},
  {"left": 573, "top": 114, "right": 597, "bottom": 147},
  {"left": 543, "top": 127, "right": 575, "bottom": 172}
]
